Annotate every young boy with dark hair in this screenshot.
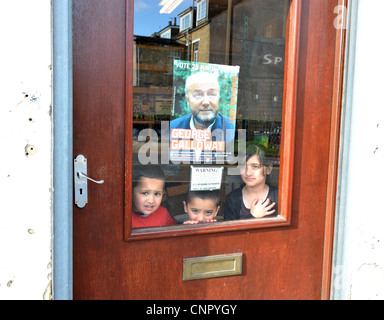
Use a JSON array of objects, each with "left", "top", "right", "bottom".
[
  {"left": 182, "top": 189, "right": 221, "bottom": 224},
  {"left": 132, "top": 165, "right": 176, "bottom": 228}
]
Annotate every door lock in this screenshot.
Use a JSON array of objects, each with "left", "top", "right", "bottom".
[{"left": 74, "top": 154, "right": 104, "bottom": 208}]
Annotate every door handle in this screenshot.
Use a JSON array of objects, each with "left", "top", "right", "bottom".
[
  {"left": 74, "top": 154, "right": 104, "bottom": 208},
  {"left": 77, "top": 171, "right": 104, "bottom": 184}
]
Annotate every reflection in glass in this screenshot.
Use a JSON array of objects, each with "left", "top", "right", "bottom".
[{"left": 132, "top": 0, "right": 288, "bottom": 228}]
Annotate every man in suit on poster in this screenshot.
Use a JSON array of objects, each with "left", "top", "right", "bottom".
[{"left": 170, "top": 72, "right": 235, "bottom": 152}]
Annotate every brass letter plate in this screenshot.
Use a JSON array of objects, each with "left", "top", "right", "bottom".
[{"left": 183, "top": 253, "right": 243, "bottom": 281}]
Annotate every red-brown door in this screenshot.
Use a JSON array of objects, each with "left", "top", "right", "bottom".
[{"left": 73, "top": 0, "right": 345, "bottom": 299}]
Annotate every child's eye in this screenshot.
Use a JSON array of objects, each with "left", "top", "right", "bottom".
[
  {"left": 154, "top": 192, "right": 162, "bottom": 197},
  {"left": 205, "top": 211, "right": 213, "bottom": 216},
  {"left": 141, "top": 192, "right": 148, "bottom": 195},
  {"left": 191, "top": 209, "right": 199, "bottom": 214}
]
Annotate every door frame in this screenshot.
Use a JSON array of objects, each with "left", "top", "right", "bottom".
[
  {"left": 52, "top": 0, "right": 73, "bottom": 301},
  {"left": 320, "top": 0, "right": 348, "bottom": 300},
  {"left": 53, "top": 0, "right": 350, "bottom": 300}
]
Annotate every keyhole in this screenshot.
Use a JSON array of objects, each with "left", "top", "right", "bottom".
[{"left": 80, "top": 188, "right": 83, "bottom": 195}]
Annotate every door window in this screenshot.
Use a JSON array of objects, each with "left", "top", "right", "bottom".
[{"left": 127, "top": 0, "right": 300, "bottom": 240}]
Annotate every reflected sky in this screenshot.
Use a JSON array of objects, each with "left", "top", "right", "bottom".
[{"left": 134, "top": 0, "right": 194, "bottom": 36}]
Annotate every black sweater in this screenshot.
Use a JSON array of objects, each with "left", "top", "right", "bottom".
[{"left": 224, "top": 185, "right": 278, "bottom": 220}]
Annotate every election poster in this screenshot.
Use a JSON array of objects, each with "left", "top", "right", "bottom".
[{"left": 169, "top": 60, "right": 240, "bottom": 163}]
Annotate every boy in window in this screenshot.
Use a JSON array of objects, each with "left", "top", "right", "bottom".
[{"left": 182, "top": 189, "right": 220, "bottom": 224}]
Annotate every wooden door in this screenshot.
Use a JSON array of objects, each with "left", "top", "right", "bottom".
[{"left": 73, "top": 0, "right": 345, "bottom": 299}]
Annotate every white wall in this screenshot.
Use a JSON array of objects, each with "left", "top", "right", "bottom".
[
  {"left": 0, "top": 1, "right": 52, "bottom": 299},
  {"left": 332, "top": 0, "right": 384, "bottom": 300}
]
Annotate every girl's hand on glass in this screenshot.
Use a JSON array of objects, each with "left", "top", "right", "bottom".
[{"left": 250, "top": 198, "right": 276, "bottom": 219}]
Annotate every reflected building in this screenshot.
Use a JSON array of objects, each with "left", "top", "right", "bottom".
[
  {"left": 134, "top": 0, "right": 286, "bottom": 162},
  {"left": 132, "top": 32, "right": 187, "bottom": 139}
]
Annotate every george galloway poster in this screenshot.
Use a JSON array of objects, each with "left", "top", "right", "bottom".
[{"left": 170, "top": 60, "right": 240, "bottom": 163}]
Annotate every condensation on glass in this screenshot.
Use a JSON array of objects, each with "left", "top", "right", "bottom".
[{"left": 130, "top": 0, "right": 291, "bottom": 235}]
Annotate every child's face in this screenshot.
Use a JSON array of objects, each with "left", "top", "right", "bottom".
[
  {"left": 183, "top": 197, "right": 219, "bottom": 222},
  {"left": 240, "top": 154, "right": 272, "bottom": 187},
  {"left": 133, "top": 177, "right": 164, "bottom": 215}
]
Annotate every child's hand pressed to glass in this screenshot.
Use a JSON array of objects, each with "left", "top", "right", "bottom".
[{"left": 250, "top": 197, "right": 276, "bottom": 219}]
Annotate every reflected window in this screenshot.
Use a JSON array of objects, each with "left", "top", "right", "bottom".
[
  {"left": 160, "top": 29, "right": 171, "bottom": 39},
  {"left": 193, "top": 41, "right": 199, "bottom": 62},
  {"left": 197, "top": 0, "right": 207, "bottom": 22},
  {"left": 180, "top": 9, "right": 193, "bottom": 32},
  {"left": 132, "top": 0, "right": 289, "bottom": 230}
]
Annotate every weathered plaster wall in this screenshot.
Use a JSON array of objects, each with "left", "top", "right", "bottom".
[
  {"left": 346, "top": 0, "right": 384, "bottom": 299},
  {"left": 0, "top": 1, "right": 52, "bottom": 299}
]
